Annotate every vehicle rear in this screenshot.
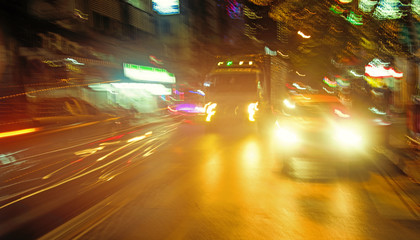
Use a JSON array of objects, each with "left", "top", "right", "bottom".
[{"left": 202, "top": 65, "right": 261, "bottom": 126}]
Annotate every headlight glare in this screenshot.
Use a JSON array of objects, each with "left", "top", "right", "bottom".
[
  {"left": 275, "top": 125, "right": 299, "bottom": 144},
  {"left": 334, "top": 127, "right": 363, "bottom": 147},
  {"left": 283, "top": 99, "right": 295, "bottom": 109}
]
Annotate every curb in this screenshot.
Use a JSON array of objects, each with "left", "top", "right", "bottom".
[{"left": 374, "top": 146, "right": 420, "bottom": 183}]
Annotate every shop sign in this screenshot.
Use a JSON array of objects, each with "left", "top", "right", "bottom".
[
  {"left": 123, "top": 63, "right": 176, "bottom": 83},
  {"left": 152, "top": 0, "right": 180, "bottom": 15}
]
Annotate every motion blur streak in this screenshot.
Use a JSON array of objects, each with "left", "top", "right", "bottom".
[
  {"left": 42, "top": 157, "right": 86, "bottom": 180},
  {"left": 96, "top": 140, "right": 138, "bottom": 161},
  {"left": 74, "top": 146, "right": 105, "bottom": 157},
  {"left": 298, "top": 30, "right": 311, "bottom": 38},
  {"left": 283, "top": 99, "right": 295, "bottom": 109},
  {"left": 96, "top": 144, "right": 153, "bottom": 182},
  {"left": 0, "top": 123, "right": 179, "bottom": 210},
  {"left": 145, "top": 131, "right": 153, "bottom": 136},
  {"left": 142, "top": 140, "right": 165, "bottom": 157},
  {"left": 101, "top": 141, "right": 157, "bottom": 178},
  {"left": 334, "top": 109, "right": 350, "bottom": 118},
  {"left": 127, "top": 135, "right": 146, "bottom": 143},
  {"left": 0, "top": 128, "right": 39, "bottom": 138},
  {"left": 127, "top": 131, "right": 152, "bottom": 143},
  {"left": 0, "top": 132, "right": 159, "bottom": 210},
  {"left": 89, "top": 134, "right": 125, "bottom": 145}
]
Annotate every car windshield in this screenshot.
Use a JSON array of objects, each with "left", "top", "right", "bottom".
[
  {"left": 207, "top": 73, "right": 257, "bottom": 93},
  {"left": 285, "top": 102, "right": 348, "bottom": 118}
]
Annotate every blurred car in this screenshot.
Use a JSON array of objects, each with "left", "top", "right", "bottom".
[
  {"left": 273, "top": 94, "right": 368, "bottom": 165},
  {"left": 350, "top": 105, "right": 391, "bottom": 147}
]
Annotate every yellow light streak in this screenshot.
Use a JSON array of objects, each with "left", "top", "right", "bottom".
[
  {"left": 127, "top": 135, "right": 146, "bottom": 143},
  {"left": 0, "top": 128, "right": 39, "bottom": 138},
  {"left": 298, "top": 31, "right": 311, "bottom": 38}
]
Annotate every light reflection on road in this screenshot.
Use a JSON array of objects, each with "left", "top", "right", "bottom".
[
  {"left": 0, "top": 122, "right": 181, "bottom": 209},
  {"left": 191, "top": 129, "right": 378, "bottom": 240},
  {"left": 2, "top": 122, "right": 420, "bottom": 239},
  {"left": 200, "top": 134, "right": 222, "bottom": 200},
  {"left": 19, "top": 122, "right": 418, "bottom": 240},
  {"left": 240, "top": 139, "right": 260, "bottom": 170}
]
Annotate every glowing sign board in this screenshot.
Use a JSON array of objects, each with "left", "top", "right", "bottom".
[
  {"left": 111, "top": 83, "right": 172, "bottom": 95},
  {"left": 89, "top": 83, "right": 172, "bottom": 95},
  {"left": 365, "top": 65, "right": 403, "bottom": 78},
  {"left": 123, "top": 63, "right": 176, "bottom": 83},
  {"left": 152, "top": 0, "right": 180, "bottom": 15}
]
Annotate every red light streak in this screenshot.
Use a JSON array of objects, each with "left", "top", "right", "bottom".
[
  {"left": 89, "top": 134, "right": 124, "bottom": 145},
  {"left": 70, "top": 158, "right": 84, "bottom": 164}
]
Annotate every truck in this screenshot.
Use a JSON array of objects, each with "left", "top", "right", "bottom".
[{"left": 201, "top": 54, "right": 288, "bottom": 132}]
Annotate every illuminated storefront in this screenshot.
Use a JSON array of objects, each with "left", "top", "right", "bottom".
[{"left": 88, "top": 63, "right": 176, "bottom": 113}]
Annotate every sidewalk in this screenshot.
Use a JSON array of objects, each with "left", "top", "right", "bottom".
[{"left": 373, "top": 116, "right": 420, "bottom": 183}]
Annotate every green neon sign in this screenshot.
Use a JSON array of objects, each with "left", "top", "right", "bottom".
[{"left": 123, "top": 63, "right": 176, "bottom": 83}]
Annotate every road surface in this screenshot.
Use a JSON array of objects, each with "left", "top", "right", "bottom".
[{"left": 0, "top": 119, "right": 419, "bottom": 239}]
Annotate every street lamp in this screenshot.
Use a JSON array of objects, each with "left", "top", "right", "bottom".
[{"left": 298, "top": 31, "right": 311, "bottom": 39}]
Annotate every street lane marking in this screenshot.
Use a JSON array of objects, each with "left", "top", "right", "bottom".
[
  {"left": 0, "top": 132, "right": 153, "bottom": 209},
  {"left": 0, "top": 122, "right": 180, "bottom": 209}
]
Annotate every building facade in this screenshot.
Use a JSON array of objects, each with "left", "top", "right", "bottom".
[{"left": 0, "top": 0, "right": 251, "bottom": 120}]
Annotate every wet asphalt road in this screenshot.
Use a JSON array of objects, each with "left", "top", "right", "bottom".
[{"left": 1, "top": 119, "right": 419, "bottom": 240}]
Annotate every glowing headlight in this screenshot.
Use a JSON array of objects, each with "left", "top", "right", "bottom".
[
  {"left": 248, "top": 102, "right": 259, "bottom": 122},
  {"left": 283, "top": 99, "right": 295, "bottom": 109},
  {"left": 204, "top": 102, "right": 217, "bottom": 122},
  {"left": 334, "top": 127, "right": 363, "bottom": 146},
  {"left": 275, "top": 122, "right": 299, "bottom": 144}
]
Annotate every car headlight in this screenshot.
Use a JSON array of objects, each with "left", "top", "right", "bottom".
[
  {"left": 283, "top": 99, "right": 295, "bottom": 109},
  {"left": 274, "top": 121, "right": 299, "bottom": 145},
  {"left": 333, "top": 127, "right": 363, "bottom": 147}
]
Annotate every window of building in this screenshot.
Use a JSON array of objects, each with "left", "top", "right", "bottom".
[
  {"left": 93, "top": 12, "right": 102, "bottom": 30},
  {"left": 103, "top": 16, "right": 110, "bottom": 30},
  {"left": 162, "top": 19, "right": 171, "bottom": 35},
  {"left": 93, "top": 12, "right": 113, "bottom": 33}
]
